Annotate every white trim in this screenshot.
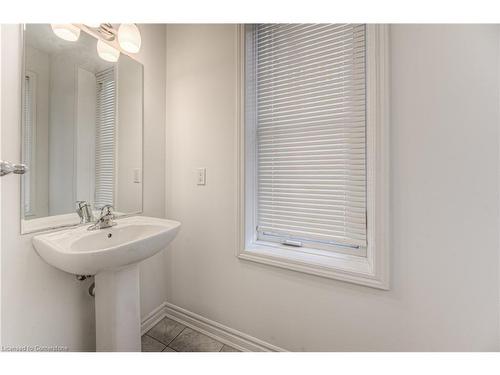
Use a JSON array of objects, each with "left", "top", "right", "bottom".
[
  {"left": 141, "top": 302, "right": 167, "bottom": 336},
  {"left": 141, "top": 302, "right": 286, "bottom": 352},
  {"left": 236, "top": 24, "right": 390, "bottom": 290}
]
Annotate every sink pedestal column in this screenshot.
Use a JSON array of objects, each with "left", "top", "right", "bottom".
[{"left": 95, "top": 263, "right": 141, "bottom": 351}]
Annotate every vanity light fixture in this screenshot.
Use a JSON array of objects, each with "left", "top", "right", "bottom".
[
  {"left": 96, "top": 39, "right": 120, "bottom": 62},
  {"left": 117, "top": 24, "right": 142, "bottom": 53},
  {"left": 50, "top": 24, "right": 81, "bottom": 42},
  {"left": 51, "top": 23, "right": 142, "bottom": 62}
]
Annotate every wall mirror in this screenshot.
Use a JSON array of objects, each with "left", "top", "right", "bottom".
[{"left": 21, "top": 24, "right": 143, "bottom": 233}]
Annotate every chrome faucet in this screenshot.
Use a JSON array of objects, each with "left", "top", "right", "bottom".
[
  {"left": 76, "top": 201, "right": 94, "bottom": 223},
  {"left": 88, "top": 205, "right": 117, "bottom": 231}
]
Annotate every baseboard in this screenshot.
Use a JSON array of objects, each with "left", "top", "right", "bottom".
[
  {"left": 141, "top": 302, "right": 168, "bottom": 336},
  {"left": 141, "top": 301, "right": 286, "bottom": 352}
]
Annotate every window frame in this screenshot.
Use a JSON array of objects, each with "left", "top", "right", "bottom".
[{"left": 236, "top": 24, "right": 390, "bottom": 289}]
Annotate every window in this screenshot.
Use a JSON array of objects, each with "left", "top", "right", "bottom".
[
  {"left": 238, "top": 24, "right": 389, "bottom": 289},
  {"left": 22, "top": 71, "right": 36, "bottom": 217},
  {"left": 94, "top": 67, "right": 116, "bottom": 209}
]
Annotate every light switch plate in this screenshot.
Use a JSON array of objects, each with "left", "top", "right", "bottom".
[
  {"left": 133, "top": 168, "right": 141, "bottom": 183},
  {"left": 197, "top": 168, "right": 206, "bottom": 185}
]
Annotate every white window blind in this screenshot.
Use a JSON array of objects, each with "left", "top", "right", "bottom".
[
  {"left": 22, "top": 74, "right": 35, "bottom": 216},
  {"left": 95, "top": 67, "right": 116, "bottom": 209},
  {"left": 247, "top": 24, "right": 367, "bottom": 251}
]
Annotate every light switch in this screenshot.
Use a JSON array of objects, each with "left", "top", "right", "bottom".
[{"left": 197, "top": 168, "right": 206, "bottom": 185}]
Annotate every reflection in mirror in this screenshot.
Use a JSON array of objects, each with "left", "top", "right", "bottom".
[{"left": 21, "top": 24, "right": 143, "bottom": 233}]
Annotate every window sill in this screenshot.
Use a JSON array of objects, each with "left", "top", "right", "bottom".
[{"left": 238, "top": 242, "right": 388, "bottom": 290}]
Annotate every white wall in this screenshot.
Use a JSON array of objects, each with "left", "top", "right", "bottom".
[
  {"left": 0, "top": 24, "right": 167, "bottom": 350},
  {"left": 115, "top": 56, "right": 143, "bottom": 214},
  {"left": 164, "top": 24, "right": 500, "bottom": 351},
  {"left": 48, "top": 53, "right": 77, "bottom": 215}
]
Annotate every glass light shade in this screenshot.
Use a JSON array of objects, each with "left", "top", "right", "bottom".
[
  {"left": 117, "top": 24, "right": 141, "bottom": 53},
  {"left": 96, "top": 40, "right": 120, "bottom": 62},
  {"left": 51, "top": 24, "right": 80, "bottom": 42}
]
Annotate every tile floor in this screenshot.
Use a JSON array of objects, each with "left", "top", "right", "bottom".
[{"left": 141, "top": 317, "right": 240, "bottom": 352}]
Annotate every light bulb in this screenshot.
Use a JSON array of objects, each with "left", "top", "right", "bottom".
[
  {"left": 117, "top": 24, "right": 141, "bottom": 53},
  {"left": 51, "top": 24, "right": 80, "bottom": 42},
  {"left": 96, "top": 40, "right": 119, "bottom": 62}
]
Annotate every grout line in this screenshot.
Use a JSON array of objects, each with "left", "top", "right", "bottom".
[
  {"left": 144, "top": 319, "right": 187, "bottom": 347},
  {"left": 167, "top": 318, "right": 228, "bottom": 352},
  {"left": 143, "top": 334, "right": 167, "bottom": 351},
  {"left": 165, "top": 326, "right": 186, "bottom": 348},
  {"left": 144, "top": 319, "right": 236, "bottom": 352}
]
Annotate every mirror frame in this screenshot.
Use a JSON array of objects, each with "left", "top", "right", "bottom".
[{"left": 19, "top": 24, "right": 145, "bottom": 234}]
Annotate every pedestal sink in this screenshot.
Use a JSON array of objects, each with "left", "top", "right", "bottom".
[{"left": 32, "top": 216, "right": 181, "bottom": 352}]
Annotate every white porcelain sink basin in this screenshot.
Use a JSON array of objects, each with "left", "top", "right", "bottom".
[
  {"left": 33, "top": 216, "right": 180, "bottom": 275},
  {"left": 32, "top": 215, "right": 181, "bottom": 352}
]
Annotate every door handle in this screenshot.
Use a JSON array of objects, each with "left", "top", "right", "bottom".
[{"left": 0, "top": 160, "right": 28, "bottom": 176}]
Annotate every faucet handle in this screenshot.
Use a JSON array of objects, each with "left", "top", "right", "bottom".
[
  {"left": 100, "top": 204, "right": 114, "bottom": 217},
  {"left": 76, "top": 200, "right": 87, "bottom": 210},
  {"left": 76, "top": 201, "right": 93, "bottom": 223},
  {"left": 75, "top": 202, "right": 85, "bottom": 221}
]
